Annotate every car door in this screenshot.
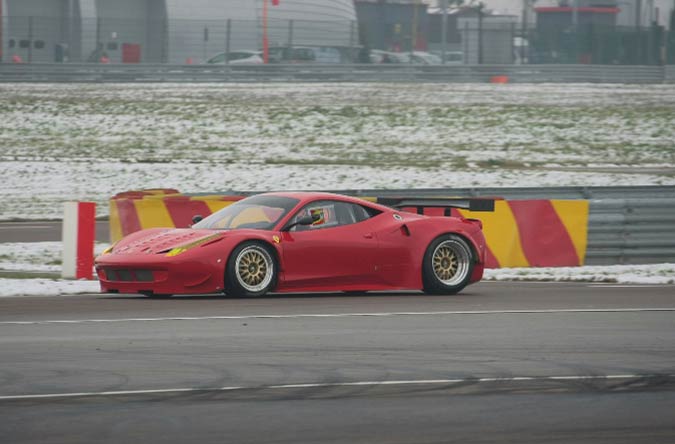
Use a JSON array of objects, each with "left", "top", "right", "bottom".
[{"left": 280, "top": 200, "right": 380, "bottom": 290}]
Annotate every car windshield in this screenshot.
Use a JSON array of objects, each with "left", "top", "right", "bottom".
[{"left": 192, "top": 195, "right": 299, "bottom": 231}]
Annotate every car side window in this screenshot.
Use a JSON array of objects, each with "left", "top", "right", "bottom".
[
  {"left": 289, "top": 201, "right": 377, "bottom": 232},
  {"left": 352, "top": 204, "right": 381, "bottom": 222}
]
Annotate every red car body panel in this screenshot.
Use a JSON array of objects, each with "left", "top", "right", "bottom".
[{"left": 95, "top": 192, "right": 488, "bottom": 295}]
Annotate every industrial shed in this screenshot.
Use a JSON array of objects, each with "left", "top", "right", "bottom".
[{"left": 0, "top": 0, "right": 357, "bottom": 63}]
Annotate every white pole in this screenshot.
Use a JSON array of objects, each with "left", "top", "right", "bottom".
[
  {"left": 62, "top": 202, "right": 78, "bottom": 279},
  {"left": 62, "top": 202, "right": 96, "bottom": 280}
]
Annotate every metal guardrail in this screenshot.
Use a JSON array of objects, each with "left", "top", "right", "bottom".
[
  {"left": 291, "top": 186, "right": 675, "bottom": 265},
  {"left": 1, "top": 63, "right": 673, "bottom": 84},
  {"left": 665, "top": 65, "right": 675, "bottom": 83},
  {"left": 321, "top": 186, "right": 675, "bottom": 201},
  {"left": 587, "top": 199, "right": 675, "bottom": 265}
]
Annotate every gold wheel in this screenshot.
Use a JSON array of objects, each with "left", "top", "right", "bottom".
[
  {"left": 234, "top": 245, "right": 274, "bottom": 293},
  {"left": 431, "top": 238, "right": 471, "bottom": 286},
  {"left": 433, "top": 245, "right": 459, "bottom": 281}
]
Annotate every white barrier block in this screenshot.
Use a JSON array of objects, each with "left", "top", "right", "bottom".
[{"left": 62, "top": 202, "right": 96, "bottom": 279}]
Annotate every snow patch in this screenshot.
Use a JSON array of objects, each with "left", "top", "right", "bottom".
[
  {"left": 0, "top": 279, "right": 100, "bottom": 298},
  {"left": 0, "top": 264, "right": 672, "bottom": 298},
  {"left": 484, "top": 264, "right": 675, "bottom": 285}
]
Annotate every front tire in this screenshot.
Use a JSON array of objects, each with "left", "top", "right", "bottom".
[
  {"left": 422, "top": 234, "right": 475, "bottom": 295},
  {"left": 225, "top": 242, "right": 277, "bottom": 297}
]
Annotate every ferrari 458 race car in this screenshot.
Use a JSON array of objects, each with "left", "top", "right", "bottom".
[{"left": 95, "top": 192, "right": 494, "bottom": 297}]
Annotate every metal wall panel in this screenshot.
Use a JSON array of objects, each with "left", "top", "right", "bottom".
[
  {"left": 162, "top": 0, "right": 356, "bottom": 64},
  {"left": 164, "top": 0, "right": 255, "bottom": 64},
  {"left": 5, "top": 0, "right": 66, "bottom": 63}
]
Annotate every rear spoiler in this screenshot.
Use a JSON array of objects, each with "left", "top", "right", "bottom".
[{"left": 378, "top": 198, "right": 496, "bottom": 215}]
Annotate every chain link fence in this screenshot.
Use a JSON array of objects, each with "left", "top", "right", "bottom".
[
  {"left": 1, "top": 16, "right": 358, "bottom": 64},
  {"left": 526, "top": 24, "right": 664, "bottom": 65},
  {"left": 1, "top": 14, "right": 673, "bottom": 66}
]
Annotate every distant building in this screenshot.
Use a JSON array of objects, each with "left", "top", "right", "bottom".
[
  {"left": 458, "top": 14, "right": 518, "bottom": 64},
  {"left": 425, "top": 0, "right": 673, "bottom": 30},
  {"left": 426, "top": 6, "right": 518, "bottom": 63},
  {"left": 0, "top": 0, "right": 357, "bottom": 63},
  {"left": 535, "top": 5, "right": 620, "bottom": 28},
  {"left": 531, "top": 3, "right": 659, "bottom": 64},
  {"left": 354, "top": 0, "right": 430, "bottom": 51}
]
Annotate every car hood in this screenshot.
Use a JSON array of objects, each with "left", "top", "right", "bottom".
[{"left": 113, "top": 229, "right": 225, "bottom": 255}]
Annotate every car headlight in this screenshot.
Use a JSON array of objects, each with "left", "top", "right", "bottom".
[
  {"left": 101, "top": 243, "right": 117, "bottom": 255},
  {"left": 163, "top": 234, "right": 222, "bottom": 257}
]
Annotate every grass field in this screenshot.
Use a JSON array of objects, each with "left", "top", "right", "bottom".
[{"left": 1, "top": 82, "right": 674, "bottom": 219}]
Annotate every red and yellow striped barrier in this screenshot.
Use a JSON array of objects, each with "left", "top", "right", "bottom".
[
  {"left": 420, "top": 200, "right": 589, "bottom": 267},
  {"left": 110, "top": 191, "right": 589, "bottom": 268},
  {"left": 109, "top": 190, "right": 243, "bottom": 242}
]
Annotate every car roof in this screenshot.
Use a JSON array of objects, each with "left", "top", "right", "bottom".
[{"left": 257, "top": 191, "right": 390, "bottom": 210}]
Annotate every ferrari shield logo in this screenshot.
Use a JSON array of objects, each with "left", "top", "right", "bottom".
[{"left": 272, "top": 235, "right": 281, "bottom": 244}]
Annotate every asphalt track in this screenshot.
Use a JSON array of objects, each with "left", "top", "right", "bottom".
[
  {"left": 0, "top": 220, "right": 110, "bottom": 243},
  {"left": 1, "top": 281, "right": 674, "bottom": 443}
]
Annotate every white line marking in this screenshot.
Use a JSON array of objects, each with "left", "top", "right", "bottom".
[
  {"left": 588, "top": 285, "right": 673, "bottom": 288},
  {"left": 1, "top": 308, "right": 674, "bottom": 326},
  {"left": 1, "top": 374, "right": 672, "bottom": 401},
  {"left": 481, "top": 281, "right": 581, "bottom": 284},
  {"left": 0, "top": 224, "right": 52, "bottom": 229}
]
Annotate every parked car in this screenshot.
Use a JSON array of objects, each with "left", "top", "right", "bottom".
[
  {"left": 410, "top": 51, "right": 442, "bottom": 65},
  {"left": 95, "top": 192, "right": 493, "bottom": 298},
  {"left": 268, "top": 47, "right": 315, "bottom": 63},
  {"left": 267, "top": 46, "right": 343, "bottom": 64},
  {"left": 207, "top": 50, "right": 263, "bottom": 65},
  {"left": 370, "top": 50, "right": 411, "bottom": 64},
  {"left": 370, "top": 50, "right": 443, "bottom": 64},
  {"left": 443, "top": 51, "right": 464, "bottom": 64},
  {"left": 430, "top": 50, "right": 464, "bottom": 64}
]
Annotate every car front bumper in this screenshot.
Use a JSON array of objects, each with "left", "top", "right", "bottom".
[{"left": 95, "top": 255, "right": 224, "bottom": 296}]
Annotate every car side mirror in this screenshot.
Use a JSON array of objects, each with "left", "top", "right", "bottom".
[
  {"left": 192, "top": 215, "right": 203, "bottom": 224},
  {"left": 284, "top": 215, "right": 315, "bottom": 231}
]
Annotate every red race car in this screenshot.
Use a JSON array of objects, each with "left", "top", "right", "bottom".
[{"left": 95, "top": 192, "right": 493, "bottom": 297}]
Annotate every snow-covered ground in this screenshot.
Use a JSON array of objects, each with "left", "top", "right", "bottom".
[
  {"left": 1, "top": 83, "right": 673, "bottom": 296},
  {"left": 0, "top": 264, "right": 673, "bottom": 298},
  {"left": 0, "top": 242, "right": 108, "bottom": 272},
  {"left": 1, "top": 82, "right": 674, "bottom": 220},
  {"left": 485, "top": 264, "right": 675, "bottom": 285},
  {"left": 0, "top": 278, "right": 100, "bottom": 297},
  {"left": 0, "top": 241, "right": 672, "bottom": 297}
]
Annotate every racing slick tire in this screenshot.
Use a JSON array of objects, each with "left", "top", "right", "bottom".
[
  {"left": 422, "top": 234, "right": 475, "bottom": 295},
  {"left": 226, "top": 241, "right": 277, "bottom": 297}
]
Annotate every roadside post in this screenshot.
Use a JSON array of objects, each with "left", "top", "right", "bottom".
[{"left": 62, "top": 202, "right": 96, "bottom": 279}]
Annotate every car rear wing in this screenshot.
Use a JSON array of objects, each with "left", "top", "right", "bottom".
[{"left": 378, "top": 197, "right": 496, "bottom": 215}]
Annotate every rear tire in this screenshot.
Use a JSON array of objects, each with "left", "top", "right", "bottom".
[
  {"left": 422, "top": 234, "right": 475, "bottom": 295},
  {"left": 225, "top": 242, "right": 277, "bottom": 297}
]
